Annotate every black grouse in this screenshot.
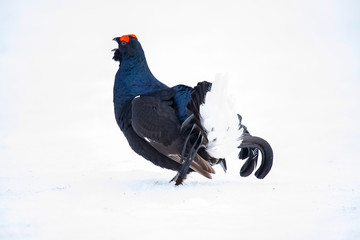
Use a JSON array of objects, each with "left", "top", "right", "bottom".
[{"left": 112, "top": 34, "right": 273, "bottom": 185}]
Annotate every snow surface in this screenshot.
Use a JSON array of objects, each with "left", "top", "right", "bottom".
[
  {"left": 1, "top": 0, "right": 360, "bottom": 239},
  {"left": 1, "top": 165, "right": 359, "bottom": 240}
]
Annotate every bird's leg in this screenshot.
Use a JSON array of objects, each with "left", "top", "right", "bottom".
[
  {"left": 180, "top": 124, "right": 197, "bottom": 163},
  {"left": 171, "top": 124, "right": 198, "bottom": 185},
  {"left": 169, "top": 173, "right": 180, "bottom": 183},
  {"left": 175, "top": 134, "right": 201, "bottom": 185},
  {"left": 180, "top": 123, "right": 206, "bottom": 163},
  {"left": 173, "top": 122, "right": 207, "bottom": 185},
  {"left": 175, "top": 132, "right": 204, "bottom": 185}
]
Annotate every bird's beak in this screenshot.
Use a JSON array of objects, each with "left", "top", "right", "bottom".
[
  {"left": 112, "top": 48, "right": 118, "bottom": 52},
  {"left": 113, "top": 37, "right": 120, "bottom": 43}
]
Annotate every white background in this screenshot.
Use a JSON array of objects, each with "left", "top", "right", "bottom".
[{"left": 1, "top": 0, "right": 359, "bottom": 239}]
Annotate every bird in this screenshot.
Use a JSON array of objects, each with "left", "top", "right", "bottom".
[{"left": 112, "top": 34, "right": 273, "bottom": 185}]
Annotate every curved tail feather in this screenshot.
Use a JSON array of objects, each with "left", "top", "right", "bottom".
[
  {"left": 239, "top": 147, "right": 259, "bottom": 177},
  {"left": 183, "top": 79, "right": 273, "bottom": 181},
  {"left": 239, "top": 135, "right": 273, "bottom": 179}
]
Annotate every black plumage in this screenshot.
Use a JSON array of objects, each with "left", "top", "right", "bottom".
[{"left": 112, "top": 34, "right": 273, "bottom": 185}]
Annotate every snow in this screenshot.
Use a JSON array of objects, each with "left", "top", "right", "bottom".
[
  {"left": 1, "top": 0, "right": 360, "bottom": 239},
  {"left": 1, "top": 167, "right": 359, "bottom": 240}
]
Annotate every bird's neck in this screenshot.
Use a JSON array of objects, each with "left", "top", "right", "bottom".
[
  {"left": 119, "top": 54, "right": 147, "bottom": 71},
  {"left": 113, "top": 56, "right": 168, "bottom": 122}
]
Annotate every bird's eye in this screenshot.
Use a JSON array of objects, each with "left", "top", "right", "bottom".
[{"left": 121, "top": 41, "right": 127, "bottom": 46}]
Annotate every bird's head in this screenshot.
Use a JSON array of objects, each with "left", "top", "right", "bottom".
[{"left": 112, "top": 34, "right": 142, "bottom": 62}]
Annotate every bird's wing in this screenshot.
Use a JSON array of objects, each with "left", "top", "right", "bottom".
[
  {"left": 119, "top": 102, "right": 181, "bottom": 171},
  {"left": 131, "top": 90, "right": 180, "bottom": 148},
  {"left": 171, "top": 84, "right": 193, "bottom": 122},
  {"left": 131, "top": 89, "right": 215, "bottom": 180}
]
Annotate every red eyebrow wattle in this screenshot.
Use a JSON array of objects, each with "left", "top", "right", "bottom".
[{"left": 119, "top": 34, "right": 137, "bottom": 43}]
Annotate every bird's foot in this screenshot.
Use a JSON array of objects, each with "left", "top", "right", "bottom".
[{"left": 169, "top": 173, "right": 185, "bottom": 186}]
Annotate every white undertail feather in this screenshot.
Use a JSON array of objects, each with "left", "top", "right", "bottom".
[{"left": 200, "top": 74, "right": 244, "bottom": 158}]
